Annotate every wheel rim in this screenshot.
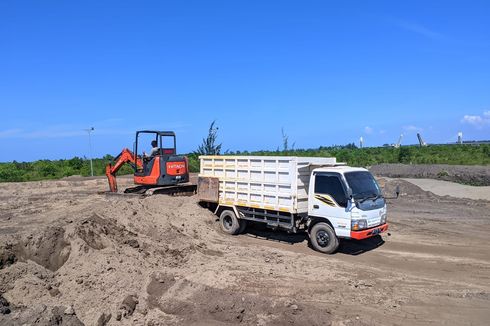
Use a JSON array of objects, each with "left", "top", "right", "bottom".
[
  {"left": 222, "top": 215, "right": 233, "bottom": 230},
  {"left": 316, "top": 230, "right": 330, "bottom": 247}
]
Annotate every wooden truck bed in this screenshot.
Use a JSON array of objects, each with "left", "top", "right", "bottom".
[{"left": 198, "top": 155, "right": 338, "bottom": 214}]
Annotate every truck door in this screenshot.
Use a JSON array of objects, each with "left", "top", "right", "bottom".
[{"left": 309, "top": 172, "right": 350, "bottom": 238}]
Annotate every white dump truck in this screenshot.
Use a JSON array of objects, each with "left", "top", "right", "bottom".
[{"left": 197, "top": 156, "right": 394, "bottom": 254}]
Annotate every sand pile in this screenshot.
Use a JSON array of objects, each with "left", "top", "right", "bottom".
[
  {"left": 1, "top": 192, "right": 327, "bottom": 325},
  {"left": 0, "top": 194, "right": 229, "bottom": 325}
]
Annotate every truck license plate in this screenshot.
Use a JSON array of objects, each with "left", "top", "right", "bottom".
[{"left": 372, "top": 228, "right": 381, "bottom": 235}]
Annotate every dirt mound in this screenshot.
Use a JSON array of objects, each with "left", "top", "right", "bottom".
[
  {"left": 146, "top": 272, "right": 332, "bottom": 325},
  {"left": 0, "top": 294, "right": 10, "bottom": 315},
  {"left": 0, "top": 244, "right": 17, "bottom": 270},
  {"left": 0, "top": 303, "right": 85, "bottom": 326},
  {"left": 379, "top": 178, "right": 489, "bottom": 205},
  {"left": 73, "top": 212, "right": 198, "bottom": 267},
  {"left": 0, "top": 227, "right": 70, "bottom": 272},
  {"left": 370, "top": 163, "right": 490, "bottom": 186},
  {"left": 378, "top": 178, "right": 436, "bottom": 199},
  {"left": 75, "top": 213, "right": 138, "bottom": 250}
]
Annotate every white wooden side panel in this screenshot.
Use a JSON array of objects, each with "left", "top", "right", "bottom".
[{"left": 199, "top": 156, "right": 337, "bottom": 214}]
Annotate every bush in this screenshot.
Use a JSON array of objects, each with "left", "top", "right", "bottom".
[
  {"left": 437, "top": 170, "right": 449, "bottom": 178},
  {"left": 398, "top": 147, "right": 411, "bottom": 164}
]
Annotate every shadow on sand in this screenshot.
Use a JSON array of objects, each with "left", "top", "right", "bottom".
[{"left": 243, "top": 223, "right": 385, "bottom": 255}]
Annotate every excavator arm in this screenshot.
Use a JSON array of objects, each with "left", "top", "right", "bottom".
[{"left": 105, "top": 148, "right": 142, "bottom": 192}]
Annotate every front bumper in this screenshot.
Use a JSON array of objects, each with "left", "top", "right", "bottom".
[{"left": 350, "top": 223, "right": 388, "bottom": 240}]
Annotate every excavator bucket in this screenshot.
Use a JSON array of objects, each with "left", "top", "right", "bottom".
[{"left": 105, "top": 164, "right": 118, "bottom": 192}]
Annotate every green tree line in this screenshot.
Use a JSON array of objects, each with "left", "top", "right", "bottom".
[
  {"left": 1, "top": 144, "right": 489, "bottom": 182},
  {"left": 0, "top": 155, "right": 134, "bottom": 182}
]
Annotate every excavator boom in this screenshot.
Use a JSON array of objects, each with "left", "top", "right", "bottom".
[{"left": 105, "top": 148, "right": 142, "bottom": 192}]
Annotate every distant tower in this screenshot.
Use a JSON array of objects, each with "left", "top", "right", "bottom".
[
  {"left": 457, "top": 132, "right": 463, "bottom": 144},
  {"left": 359, "top": 136, "right": 364, "bottom": 148}
]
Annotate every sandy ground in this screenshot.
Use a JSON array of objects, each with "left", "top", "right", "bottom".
[
  {"left": 0, "top": 176, "right": 489, "bottom": 325},
  {"left": 400, "top": 178, "right": 490, "bottom": 201}
]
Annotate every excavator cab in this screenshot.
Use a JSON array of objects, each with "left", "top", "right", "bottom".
[
  {"left": 135, "top": 131, "right": 176, "bottom": 173},
  {"left": 105, "top": 130, "right": 190, "bottom": 193}
]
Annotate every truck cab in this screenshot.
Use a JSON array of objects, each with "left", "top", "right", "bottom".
[{"left": 307, "top": 166, "right": 388, "bottom": 253}]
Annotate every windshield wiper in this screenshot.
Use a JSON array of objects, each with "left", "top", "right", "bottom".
[{"left": 358, "top": 193, "right": 383, "bottom": 203}]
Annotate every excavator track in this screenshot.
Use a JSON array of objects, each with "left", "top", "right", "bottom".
[
  {"left": 102, "top": 183, "right": 197, "bottom": 197},
  {"left": 146, "top": 184, "right": 197, "bottom": 196}
]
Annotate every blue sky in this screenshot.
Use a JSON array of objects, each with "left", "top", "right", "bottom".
[{"left": 1, "top": 0, "right": 489, "bottom": 162}]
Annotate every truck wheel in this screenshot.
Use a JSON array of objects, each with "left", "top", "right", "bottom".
[
  {"left": 219, "top": 210, "right": 240, "bottom": 235},
  {"left": 309, "top": 222, "right": 339, "bottom": 254},
  {"left": 238, "top": 219, "right": 248, "bottom": 234}
]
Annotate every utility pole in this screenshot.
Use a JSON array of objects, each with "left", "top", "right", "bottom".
[{"left": 84, "top": 127, "right": 95, "bottom": 177}]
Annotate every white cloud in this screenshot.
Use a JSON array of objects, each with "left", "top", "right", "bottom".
[
  {"left": 461, "top": 111, "right": 490, "bottom": 128},
  {"left": 23, "top": 130, "right": 87, "bottom": 139},
  {"left": 462, "top": 115, "right": 483, "bottom": 125},
  {"left": 0, "top": 119, "right": 191, "bottom": 140},
  {"left": 396, "top": 20, "right": 444, "bottom": 40},
  {"left": 0, "top": 128, "right": 23, "bottom": 138},
  {"left": 403, "top": 125, "right": 422, "bottom": 132},
  {"left": 364, "top": 126, "right": 373, "bottom": 134},
  {"left": 0, "top": 125, "right": 116, "bottom": 139}
]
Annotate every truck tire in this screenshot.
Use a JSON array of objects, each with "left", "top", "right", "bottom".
[
  {"left": 309, "top": 222, "right": 339, "bottom": 254},
  {"left": 219, "top": 210, "right": 240, "bottom": 235}
]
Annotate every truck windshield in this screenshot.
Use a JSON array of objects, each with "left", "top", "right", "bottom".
[{"left": 344, "top": 171, "right": 381, "bottom": 200}]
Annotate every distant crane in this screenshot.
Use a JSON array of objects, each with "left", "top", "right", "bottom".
[
  {"left": 393, "top": 134, "right": 403, "bottom": 148},
  {"left": 417, "top": 133, "right": 428, "bottom": 147}
]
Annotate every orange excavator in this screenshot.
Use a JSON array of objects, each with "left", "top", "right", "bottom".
[{"left": 105, "top": 130, "right": 195, "bottom": 195}]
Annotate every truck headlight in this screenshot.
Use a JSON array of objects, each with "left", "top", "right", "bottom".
[
  {"left": 351, "top": 219, "right": 368, "bottom": 231},
  {"left": 380, "top": 214, "right": 387, "bottom": 224}
]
